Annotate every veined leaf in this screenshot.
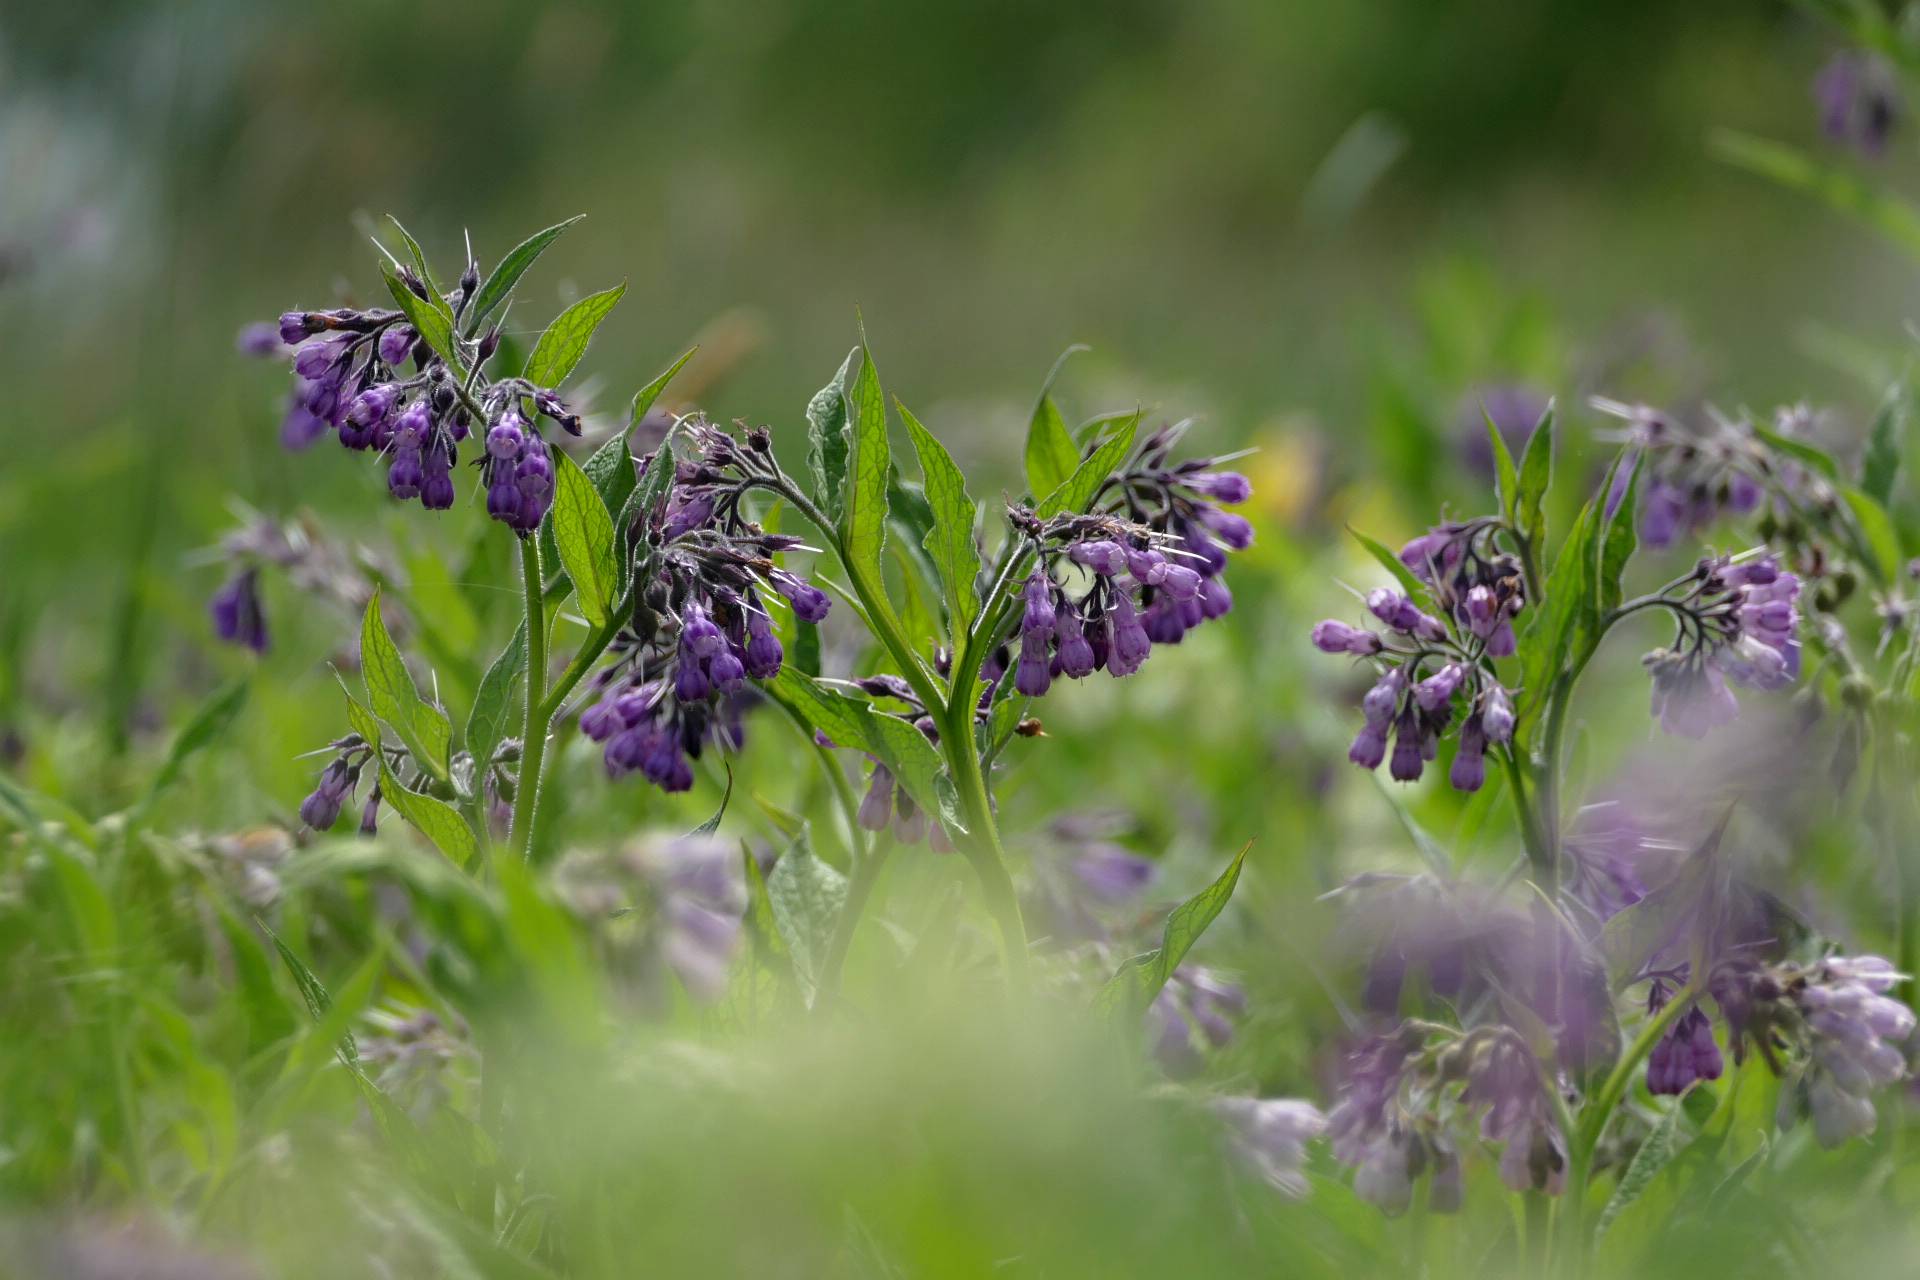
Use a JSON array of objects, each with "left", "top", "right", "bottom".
[
  {"left": 138, "top": 679, "right": 248, "bottom": 816},
  {"left": 1485, "top": 407, "right": 1520, "bottom": 524},
  {"left": 1843, "top": 485, "right": 1904, "bottom": 586},
  {"left": 866, "top": 708, "right": 960, "bottom": 833},
  {"left": 1596, "top": 451, "right": 1641, "bottom": 618},
  {"left": 549, "top": 451, "right": 619, "bottom": 627},
  {"left": 385, "top": 216, "right": 446, "bottom": 312},
  {"left": 806, "top": 347, "right": 857, "bottom": 520},
  {"left": 1517, "top": 496, "right": 1599, "bottom": 728},
  {"left": 628, "top": 347, "right": 698, "bottom": 428},
  {"left": 1861, "top": 382, "right": 1905, "bottom": 506},
  {"left": 762, "top": 667, "right": 881, "bottom": 757},
  {"left": 841, "top": 343, "right": 893, "bottom": 607},
  {"left": 467, "top": 215, "right": 584, "bottom": 334},
  {"left": 1024, "top": 346, "right": 1088, "bottom": 498},
  {"left": 766, "top": 833, "right": 847, "bottom": 991},
  {"left": 1596, "top": 1094, "right": 1688, "bottom": 1236},
  {"left": 1035, "top": 415, "right": 1137, "bottom": 519},
  {"left": 361, "top": 590, "right": 452, "bottom": 778},
  {"left": 465, "top": 621, "right": 527, "bottom": 773},
  {"left": 380, "top": 261, "right": 458, "bottom": 369},
  {"left": 337, "top": 678, "right": 477, "bottom": 867},
  {"left": 524, "top": 282, "right": 626, "bottom": 388},
  {"left": 1515, "top": 402, "right": 1555, "bottom": 544},
  {"left": 582, "top": 430, "right": 638, "bottom": 523},
  {"left": 897, "top": 401, "right": 982, "bottom": 642},
  {"left": 1096, "top": 844, "right": 1250, "bottom": 1016},
  {"left": 620, "top": 420, "right": 682, "bottom": 537}
]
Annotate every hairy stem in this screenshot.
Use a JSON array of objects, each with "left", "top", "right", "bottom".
[
  {"left": 943, "top": 698, "right": 1030, "bottom": 987},
  {"left": 507, "top": 537, "right": 549, "bottom": 861}
]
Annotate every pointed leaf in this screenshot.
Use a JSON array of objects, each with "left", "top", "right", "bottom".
[
  {"left": 1515, "top": 403, "right": 1555, "bottom": 543},
  {"left": 1025, "top": 395, "right": 1080, "bottom": 500},
  {"left": 524, "top": 283, "right": 626, "bottom": 388},
  {"left": 361, "top": 589, "right": 452, "bottom": 778},
  {"left": 465, "top": 621, "right": 527, "bottom": 772},
  {"left": 1485, "top": 407, "right": 1520, "bottom": 524},
  {"left": 1349, "top": 527, "right": 1430, "bottom": 603},
  {"left": 1843, "top": 485, "right": 1904, "bottom": 585},
  {"left": 1862, "top": 383, "right": 1905, "bottom": 505},
  {"left": 1596, "top": 1095, "right": 1689, "bottom": 1236},
  {"left": 467, "top": 215, "right": 584, "bottom": 334},
  {"left": 1096, "top": 844, "right": 1250, "bottom": 1016},
  {"left": 139, "top": 679, "right": 248, "bottom": 815},
  {"left": 766, "top": 833, "right": 848, "bottom": 990},
  {"left": 1035, "top": 415, "right": 1137, "bottom": 519},
  {"left": 627, "top": 346, "right": 698, "bottom": 428},
  {"left": 807, "top": 347, "right": 857, "bottom": 519},
  {"left": 841, "top": 343, "right": 893, "bottom": 602},
  {"left": 1596, "top": 452, "right": 1641, "bottom": 617},
  {"left": 549, "top": 451, "right": 619, "bottom": 627},
  {"left": 381, "top": 261, "right": 458, "bottom": 368},
  {"left": 338, "top": 678, "right": 477, "bottom": 867},
  {"left": 897, "top": 401, "right": 982, "bottom": 641}
]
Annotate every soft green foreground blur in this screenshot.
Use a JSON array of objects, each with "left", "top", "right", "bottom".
[{"left": 5, "top": 3, "right": 1920, "bottom": 1277}]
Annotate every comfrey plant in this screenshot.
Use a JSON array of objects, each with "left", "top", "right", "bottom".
[
  {"left": 240, "top": 217, "right": 1255, "bottom": 986},
  {"left": 1303, "top": 401, "right": 1917, "bottom": 1260}
]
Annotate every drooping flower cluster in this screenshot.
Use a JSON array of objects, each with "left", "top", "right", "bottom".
[
  {"left": 258, "top": 262, "right": 583, "bottom": 531},
  {"left": 1640, "top": 553, "right": 1801, "bottom": 738},
  {"left": 577, "top": 420, "right": 832, "bottom": 793},
  {"left": 1311, "top": 517, "right": 1522, "bottom": 790},
  {"left": 209, "top": 567, "right": 269, "bottom": 653},
  {"left": 1326, "top": 1022, "right": 1567, "bottom": 1214},
  {"left": 1644, "top": 990, "right": 1724, "bottom": 1097},
  {"left": 996, "top": 426, "right": 1250, "bottom": 699},
  {"left": 1711, "top": 954, "right": 1913, "bottom": 1147},
  {"left": 295, "top": 733, "right": 392, "bottom": 833},
  {"left": 552, "top": 835, "right": 749, "bottom": 1002}
]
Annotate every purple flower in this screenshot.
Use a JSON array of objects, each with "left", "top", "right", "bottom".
[
  {"left": 210, "top": 568, "right": 269, "bottom": 653},
  {"left": 771, "top": 569, "right": 833, "bottom": 624},
  {"left": 1068, "top": 539, "right": 1128, "bottom": 576},
  {"left": 1646, "top": 1003, "right": 1723, "bottom": 1096},
  {"left": 1071, "top": 844, "right": 1157, "bottom": 902},
  {"left": 299, "top": 757, "right": 358, "bottom": 829},
  {"left": 1021, "top": 570, "right": 1057, "bottom": 633},
  {"left": 1816, "top": 51, "right": 1900, "bottom": 159},
  {"left": 1212, "top": 1097, "right": 1324, "bottom": 1198},
  {"left": 858, "top": 764, "right": 894, "bottom": 831},
  {"left": 1311, "top": 620, "right": 1383, "bottom": 656}
]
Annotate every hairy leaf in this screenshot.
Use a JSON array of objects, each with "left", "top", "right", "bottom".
[
  {"left": 465, "top": 621, "right": 527, "bottom": 774},
  {"left": 361, "top": 590, "right": 452, "bottom": 778},
  {"left": 628, "top": 346, "right": 698, "bottom": 429},
  {"left": 381, "top": 260, "right": 458, "bottom": 368},
  {"left": 524, "top": 283, "right": 626, "bottom": 388},
  {"left": 766, "top": 833, "right": 847, "bottom": 991},
  {"left": 1348, "top": 526, "right": 1430, "bottom": 603},
  {"left": 550, "top": 451, "right": 619, "bottom": 627},
  {"left": 468, "top": 215, "right": 584, "bottom": 334},
  {"left": 841, "top": 344, "right": 894, "bottom": 606},
  {"left": 1596, "top": 1095, "right": 1688, "bottom": 1236},
  {"left": 897, "top": 402, "right": 982, "bottom": 642},
  {"left": 807, "top": 347, "right": 857, "bottom": 520},
  {"left": 1035, "top": 416, "right": 1137, "bottom": 519},
  {"left": 1097, "top": 844, "right": 1250, "bottom": 1016},
  {"left": 1026, "top": 395, "right": 1080, "bottom": 501}
]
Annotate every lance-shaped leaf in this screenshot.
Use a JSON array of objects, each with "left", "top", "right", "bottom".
[
  {"left": 339, "top": 679, "right": 477, "bottom": 868},
  {"left": 361, "top": 590, "right": 452, "bottom": 779},
  {"left": 380, "top": 261, "right": 458, "bottom": 368},
  {"left": 1595, "top": 451, "right": 1641, "bottom": 618},
  {"left": 1595, "top": 1093, "right": 1689, "bottom": 1237},
  {"left": 841, "top": 343, "right": 894, "bottom": 605},
  {"left": 135, "top": 679, "right": 249, "bottom": 822},
  {"left": 807, "top": 347, "right": 857, "bottom": 520},
  {"left": 865, "top": 708, "right": 962, "bottom": 833},
  {"left": 1843, "top": 485, "right": 1904, "bottom": 585},
  {"left": 464, "top": 621, "right": 527, "bottom": 775},
  {"left": 1035, "top": 415, "right": 1137, "bottom": 519},
  {"left": 897, "top": 401, "right": 982, "bottom": 642},
  {"left": 1024, "top": 346, "right": 1088, "bottom": 498},
  {"left": 1096, "top": 844, "right": 1249, "bottom": 1016},
  {"left": 524, "top": 282, "right": 626, "bottom": 388},
  {"left": 385, "top": 216, "right": 446, "bottom": 309},
  {"left": 1517, "top": 494, "right": 1600, "bottom": 726},
  {"left": 628, "top": 346, "right": 698, "bottom": 428},
  {"left": 766, "top": 832, "right": 848, "bottom": 992},
  {"left": 467, "top": 215, "right": 584, "bottom": 335},
  {"left": 762, "top": 667, "right": 883, "bottom": 757},
  {"left": 1348, "top": 526, "right": 1430, "bottom": 604},
  {"left": 550, "top": 451, "right": 620, "bottom": 627},
  {"left": 1515, "top": 402, "right": 1555, "bottom": 544},
  {"left": 1485, "top": 407, "right": 1520, "bottom": 524},
  {"left": 1861, "top": 382, "right": 1905, "bottom": 505}
]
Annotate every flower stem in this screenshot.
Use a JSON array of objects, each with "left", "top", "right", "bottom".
[
  {"left": 943, "top": 697, "right": 1030, "bottom": 987},
  {"left": 507, "top": 537, "right": 548, "bottom": 861}
]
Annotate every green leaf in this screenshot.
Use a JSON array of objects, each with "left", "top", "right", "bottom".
[
  {"left": 385, "top": 216, "right": 446, "bottom": 309},
  {"left": 806, "top": 347, "right": 857, "bottom": 520},
  {"left": 1751, "top": 423, "right": 1840, "bottom": 481},
  {"left": 1035, "top": 415, "right": 1138, "bottom": 519},
  {"left": 1596, "top": 452, "right": 1641, "bottom": 618},
  {"left": 627, "top": 347, "right": 698, "bottom": 429},
  {"left": 467, "top": 215, "right": 584, "bottom": 335},
  {"left": 138, "top": 679, "right": 248, "bottom": 815},
  {"left": 260, "top": 918, "right": 364, "bottom": 1069},
  {"left": 1843, "top": 485, "right": 1904, "bottom": 585},
  {"left": 897, "top": 401, "right": 982, "bottom": 642},
  {"left": 465, "top": 621, "right": 527, "bottom": 773},
  {"left": 841, "top": 343, "right": 894, "bottom": 605},
  {"left": 1712, "top": 129, "right": 1920, "bottom": 262},
  {"left": 1515, "top": 403, "right": 1555, "bottom": 544},
  {"left": 361, "top": 590, "right": 452, "bottom": 778},
  {"left": 688, "top": 765, "right": 733, "bottom": 838},
  {"left": 620, "top": 420, "right": 681, "bottom": 537},
  {"left": 866, "top": 709, "right": 960, "bottom": 833},
  {"left": 765, "top": 833, "right": 847, "bottom": 991},
  {"left": 1096, "top": 844, "right": 1250, "bottom": 1016},
  {"left": 1026, "top": 395, "right": 1080, "bottom": 501},
  {"left": 380, "top": 261, "right": 458, "bottom": 368},
  {"left": 549, "top": 451, "right": 619, "bottom": 627},
  {"left": 1862, "top": 383, "right": 1905, "bottom": 505},
  {"left": 762, "top": 667, "right": 882, "bottom": 756},
  {"left": 582, "top": 432, "right": 637, "bottom": 522},
  {"left": 524, "top": 283, "right": 626, "bottom": 388},
  {"left": 337, "top": 678, "right": 477, "bottom": 867},
  {"left": 1596, "top": 1095, "right": 1688, "bottom": 1236},
  {"left": 1485, "top": 407, "right": 1520, "bottom": 524},
  {"left": 1348, "top": 527, "right": 1429, "bottom": 603},
  {"left": 1517, "top": 497, "right": 1599, "bottom": 727}
]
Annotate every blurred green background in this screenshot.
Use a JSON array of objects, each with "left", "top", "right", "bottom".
[{"left": 5, "top": 4, "right": 1920, "bottom": 1274}]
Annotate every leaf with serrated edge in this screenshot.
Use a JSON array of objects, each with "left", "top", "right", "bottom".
[
  {"left": 549, "top": 451, "right": 619, "bottom": 627},
  {"left": 524, "top": 283, "right": 626, "bottom": 388},
  {"left": 468, "top": 215, "right": 584, "bottom": 334},
  {"left": 897, "top": 401, "right": 982, "bottom": 642},
  {"left": 361, "top": 590, "right": 451, "bottom": 777}
]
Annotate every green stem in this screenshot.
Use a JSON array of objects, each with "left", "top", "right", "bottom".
[
  {"left": 507, "top": 538, "right": 549, "bottom": 861},
  {"left": 943, "top": 698, "right": 1030, "bottom": 986}
]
